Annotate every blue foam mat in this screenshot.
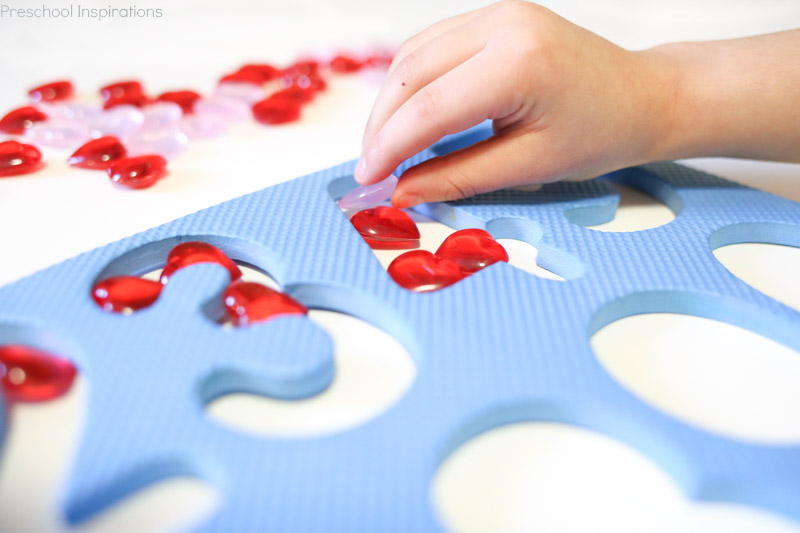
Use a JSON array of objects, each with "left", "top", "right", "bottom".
[{"left": 1, "top": 124, "right": 799, "bottom": 531}]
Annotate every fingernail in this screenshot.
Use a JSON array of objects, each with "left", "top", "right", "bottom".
[{"left": 354, "top": 157, "right": 367, "bottom": 184}]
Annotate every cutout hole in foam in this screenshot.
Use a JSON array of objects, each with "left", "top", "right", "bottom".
[
  {"left": 368, "top": 210, "right": 566, "bottom": 281},
  {"left": 713, "top": 243, "right": 800, "bottom": 312},
  {"left": 567, "top": 168, "right": 681, "bottom": 232},
  {"left": 205, "top": 309, "right": 416, "bottom": 438},
  {"left": 95, "top": 235, "right": 286, "bottom": 288},
  {"left": 75, "top": 477, "right": 220, "bottom": 533},
  {"left": 710, "top": 223, "right": 800, "bottom": 313},
  {"left": 0, "top": 374, "right": 220, "bottom": 532},
  {"left": 142, "top": 261, "right": 280, "bottom": 289},
  {"left": 582, "top": 180, "right": 676, "bottom": 232},
  {"left": 432, "top": 422, "right": 800, "bottom": 533},
  {"left": 142, "top": 261, "right": 282, "bottom": 326},
  {"left": 592, "top": 312, "right": 800, "bottom": 444}
]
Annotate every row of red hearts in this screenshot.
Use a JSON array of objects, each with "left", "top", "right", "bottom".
[{"left": 349, "top": 205, "right": 510, "bottom": 291}]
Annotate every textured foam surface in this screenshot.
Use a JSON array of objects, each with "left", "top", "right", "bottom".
[{"left": 1, "top": 123, "right": 799, "bottom": 530}]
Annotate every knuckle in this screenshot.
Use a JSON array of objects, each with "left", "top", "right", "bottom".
[
  {"left": 498, "top": 0, "right": 540, "bottom": 21},
  {"left": 442, "top": 164, "right": 479, "bottom": 201},
  {"left": 368, "top": 132, "right": 388, "bottom": 162},
  {"left": 411, "top": 84, "right": 441, "bottom": 119},
  {"left": 392, "top": 49, "right": 419, "bottom": 85},
  {"left": 393, "top": 36, "right": 419, "bottom": 66}
]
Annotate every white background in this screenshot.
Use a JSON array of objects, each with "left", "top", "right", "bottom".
[{"left": 1, "top": 1, "right": 800, "bottom": 532}]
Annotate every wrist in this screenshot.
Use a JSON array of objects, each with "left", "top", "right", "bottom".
[
  {"left": 638, "top": 34, "right": 800, "bottom": 164},
  {"left": 634, "top": 43, "right": 706, "bottom": 163}
]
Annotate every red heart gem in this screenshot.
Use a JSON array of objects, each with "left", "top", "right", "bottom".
[
  {"left": 223, "top": 281, "right": 307, "bottom": 326},
  {"left": 0, "top": 140, "right": 44, "bottom": 177},
  {"left": 283, "top": 60, "right": 320, "bottom": 79},
  {"left": 252, "top": 96, "right": 302, "bottom": 125},
  {"left": 435, "top": 228, "right": 509, "bottom": 273},
  {"left": 104, "top": 92, "right": 149, "bottom": 110},
  {"left": 387, "top": 250, "right": 467, "bottom": 292},
  {"left": 100, "top": 80, "right": 144, "bottom": 101},
  {"left": 219, "top": 71, "right": 263, "bottom": 86},
  {"left": 0, "top": 106, "right": 48, "bottom": 134},
  {"left": 68, "top": 136, "right": 127, "bottom": 170},
  {"left": 28, "top": 80, "right": 74, "bottom": 103},
  {"left": 350, "top": 206, "right": 420, "bottom": 249},
  {"left": 0, "top": 345, "right": 77, "bottom": 403},
  {"left": 160, "top": 241, "right": 242, "bottom": 284},
  {"left": 156, "top": 90, "right": 202, "bottom": 114},
  {"left": 280, "top": 73, "right": 327, "bottom": 93},
  {"left": 92, "top": 275, "right": 163, "bottom": 312},
  {"left": 237, "top": 64, "right": 282, "bottom": 83},
  {"left": 271, "top": 86, "right": 316, "bottom": 103},
  {"left": 106, "top": 154, "right": 167, "bottom": 189},
  {"left": 329, "top": 55, "right": 363, "bottom": 73},
  {"left": 365, "top": 53, "right": 393, "bottom": 70}
]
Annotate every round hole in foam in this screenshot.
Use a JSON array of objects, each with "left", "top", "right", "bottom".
[
  {"left": 205, "top": 309, "right": 416, "bottom": 438},
  {"left": 431, "top": 421, "right": 800, "bottom": 533},
  {"left": 592, "top": 311, "right": 800, "bottom": 444}
]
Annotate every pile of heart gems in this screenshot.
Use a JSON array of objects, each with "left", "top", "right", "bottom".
[
  {"left": 92, "top": 241, "right": 307, "bottom": 325},
  {"left": 341, "top": 176, "right": 509, "bottom": 292},
  {"left": 0, "top": 49, "right": 393, "bottom": 189}
]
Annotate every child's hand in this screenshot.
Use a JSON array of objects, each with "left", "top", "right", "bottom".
[
  {"left": 355, "top": 0, "right": 677, "bottom": 208},
  {"left": 356, "top": 0, "right": 800, "bottom": 208}
]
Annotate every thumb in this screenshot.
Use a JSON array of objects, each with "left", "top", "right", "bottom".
[{"left": 391, "top": 130, "right": 551, "bottom": 208}]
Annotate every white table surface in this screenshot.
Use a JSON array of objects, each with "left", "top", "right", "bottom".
[{"left": 1, "top": 1, "right": 800, "bottom": 532}]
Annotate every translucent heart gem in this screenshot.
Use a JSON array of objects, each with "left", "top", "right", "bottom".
[
  {"left": 100, "top": 80, "right": 144, "bottom": 101},
  {"left": 195, "top": 97, "right": 251, "bottom": 122},
  {"left": 92, "top": 275, "right": 163, "bottom": 312},
  {"left": 214, "top": 82, "right": 265, "bottom": 105},
  {"left": 106, "top": 154, "right": 167, "bottom": 189},
  {"left": 236, "top": 64, "right": 282, "bottom": 83},
  {"left": 141, "top": 102, "right": 183, "bottom": 130},
  {"left": 43, "top": 102, "right": 102, "bottom": 123},
  {"left": 0, "top": 345, "right": 77, "bottom": 403},
  {"left": 435, "top": 229, "right": 509, "bottom": 272},
  {"left": 223, "top": 281, "right": 307, "bottom": 326},
  {"left": 104, "top": 93, "right": 149, "bottom": 110},
  {"left": 180, "top": 115, "right": 226, "bottom": 139},
  {"left": 68, "top": 136, "right": 127, "bottom": 169},
  {"left": 252, "top": 97, "right": 302, "bottom": 125},
  {"left": 28, "top": 80, "right": 74, "bottom": 103},
  {"left": 330, "top": 54, "right": 363, "bottom": 73},
  {"left": 126, "top": 127, "right": 188, "bottom": 160},
  {"left": 88, "top": 105, "right": 144, "bottom": 139},
  {"left": 281, "top": 73, "right": 326, "bottom": 93},
  {"left": 0, "top": 140, "right": 44, "bottom": 177},
  {"left": 387, "top": 250, "right": 467, "bottom": 292},
  {"left": 0, "top": 106, "right": 48, "bottom": 134},
  {"left": 338, "top": 174, "right": 398, "bottom": 212},
  {"left": 156, "top": 90, "right": 201, "bottom": 114},
  {"left": 160, "top": 241, "right": 242, "bottom": 284},
  {"left": 283, "top": 60, "right": 319, "bottom": 79},
  {"left": 25, "top": 119, "right": 89, "bottom": 149},
  {"left": 219, "top": 71, "right": 262, "bottom": 86},
  {"left": 271, "top": 86, "right": 316, "bottom": 103},
  {"left": 350, "top": 206, "right": 420, "bottom": 249}
]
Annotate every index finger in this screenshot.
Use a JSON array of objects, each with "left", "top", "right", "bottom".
[{"left": 358, "top": 45, "right": 522, "bottom": 186}]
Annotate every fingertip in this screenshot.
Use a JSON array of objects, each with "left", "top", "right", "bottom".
[{"left": 353, "top": 158, "right": 368, "bottom": 185}]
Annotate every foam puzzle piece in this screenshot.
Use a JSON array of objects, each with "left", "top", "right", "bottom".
[{"left": 1, "top": 123, "right": 800, "bottom": 531}]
